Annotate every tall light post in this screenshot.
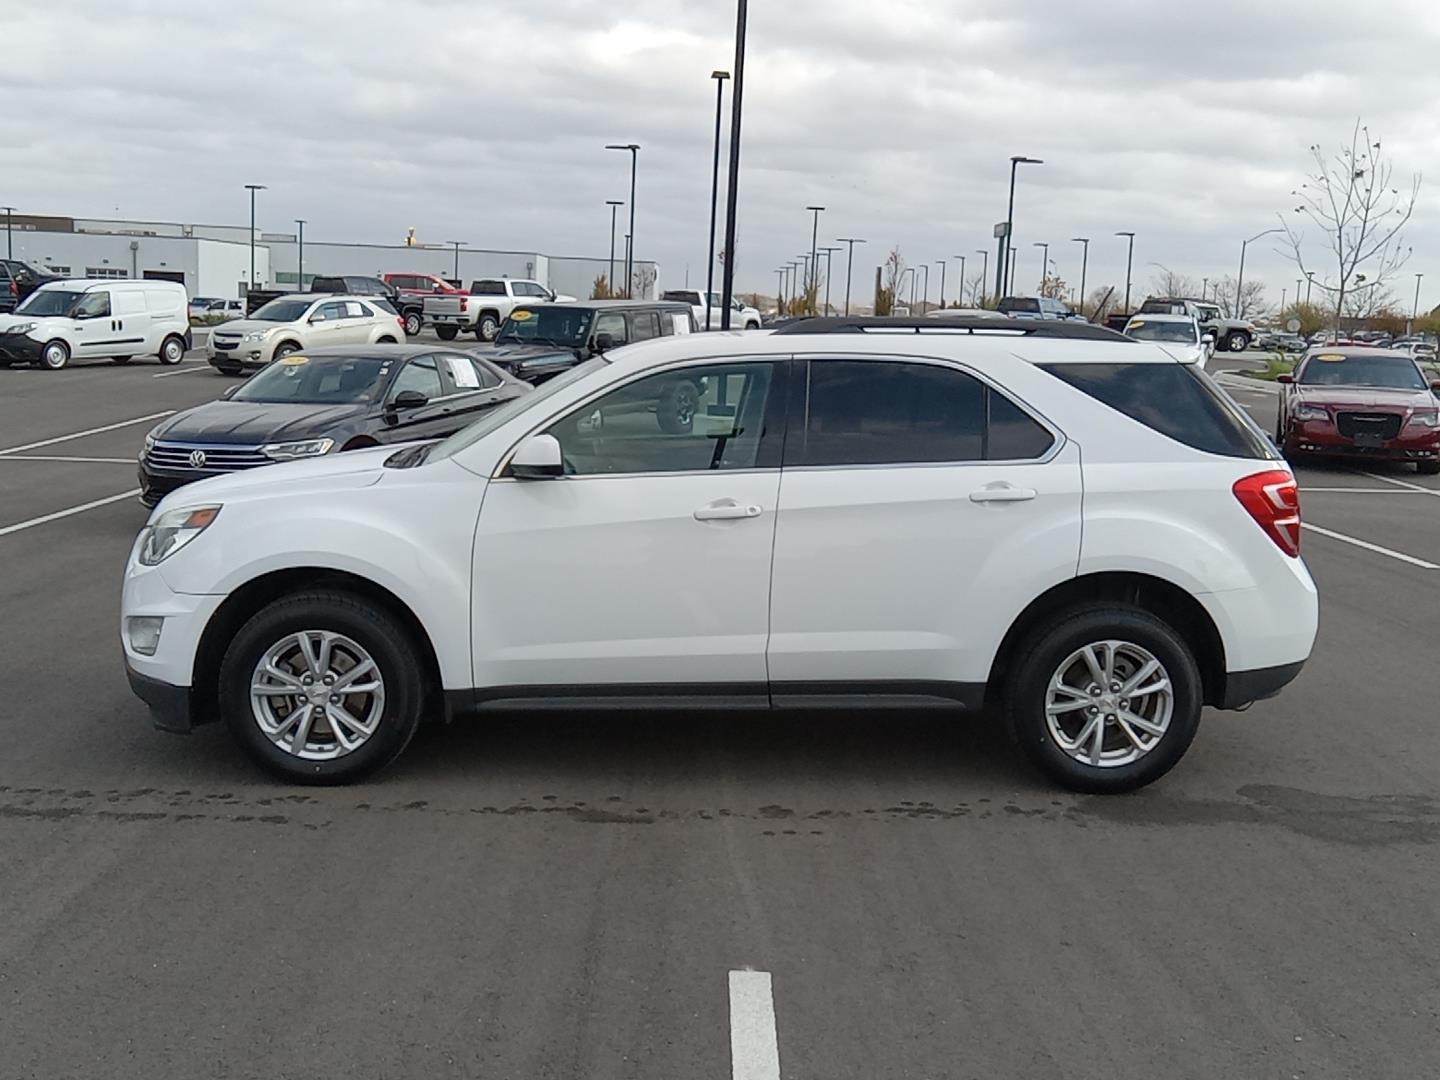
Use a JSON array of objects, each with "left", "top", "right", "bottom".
[
  {"left": 604, "top": 200, "right": 623, "bottom": 295},
  {"left": 244, "top": 183, "right": 266, "bottom": 291},
  {"left": 1236, "top": 227, "right": 1283, "bottom": 319},
  {"left": 952, "top": 255, "right": 968, "bottom": 307},
  {"left": 1295, "top": 279, "right": 1303, "bottom": 308},
  {"left": 1201, "top": 276, "right": 1209, "bottom": 300},
  {"left": 295, "top": 219, "right": 306, "bottom": 291},
  {"left": 1305, "top": 271, "right": 1315, "bottom": 306},
  {"left": 2, "top": 206, "right": 14, "bottom": 260},
  {"left": 999, "top": 155, "right": 1043, "bottom": 299},
  {"left": 1033, "top": 241, "right": 1049, "bottom": 292},
  {"left": 919, "top": 263, "right": 930, "bottom": 312},
  {"left": 1411, "top": 272, "right": 1424, "bottom": 335},
  {"left": 898, "top": 267, "right": 915, "bottom": 312},
  {"left": 1071, "top": 237, "right": 1089, "bottom": 316},
  {"left": 1115, "top": 230, "right": 1136, "bottom": 312},
  {"left": 819, "top": 245, "right": 841, "bottom": 315},
  {"left": 705, "top": 70, "right": 731, "bottom": 329},
  {"left": 718, "top": 0, "right": 749, "bottom": 327},
  {"left": 836, "top": 238, "right": 866, "bottom": 315},
  {"left": 446, "top": 240, "right": 465, "bottom": 283},
  {"left": 605, "top": 143, "right": 640, "bottom": 297},
  {"left": 1008, "top": 246, "right": 1020, "bottom": 296},
  {"left": 975, "top": 250, "right": 989, "bottom": 306},
  {"left": 805, "top": 206, "right": 825, "bottom": 297},
  {"left": 936, "top": 260, "right": 947, "bottom": 308},
  {"left": 774, "top": 268, "right": 786, "bottom": 313}
]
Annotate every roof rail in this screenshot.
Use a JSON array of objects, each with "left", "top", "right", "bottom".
[{"left": 771, "top": 316, "right": 1130, "bottom": 341}]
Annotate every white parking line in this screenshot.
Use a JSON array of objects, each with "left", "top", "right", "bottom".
[
  {"left": 0, "top": 489, "right": 142, "bottom": 538},
  {"left": 729, "top": 971, "right": 781, "bottom": 1080},
  {"left": 153, "top": 361, "right": 212, "bottom": 379},
  {"left": 1301, "top": 523, "right": 1440, "bottom": 569},
  {"left": 1356, "top": 470, "right": 1440, "bottom": 498},
  {"left": 0, "top": 454, "right": 137, "bottom": 464},
  {"left": 0, "top": 412, "right": 173, "bottom": 456}
]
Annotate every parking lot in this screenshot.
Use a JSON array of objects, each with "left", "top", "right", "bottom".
[{"left": 2, "top": 346, "right": 1439, "bottom": 1078}]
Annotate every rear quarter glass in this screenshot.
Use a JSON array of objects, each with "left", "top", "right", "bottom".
[{"left": 1039, "top": 362, "right": 1278, "bottom": 460}]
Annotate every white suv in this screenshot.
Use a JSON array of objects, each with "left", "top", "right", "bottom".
[{"left": 122, "top": 317, "right": 1317, "bottom": 792}]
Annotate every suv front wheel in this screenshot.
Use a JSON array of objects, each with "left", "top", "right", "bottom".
[{"left": 1005, "top": 605, "right": 1203, "bottom": 793}]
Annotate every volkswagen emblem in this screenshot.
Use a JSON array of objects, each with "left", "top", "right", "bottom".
[{"left": 188, "top": 449, "right": 207, "bottom": 469}]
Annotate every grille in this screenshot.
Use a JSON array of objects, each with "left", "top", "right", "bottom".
[
  {"left": 1336, "top": 412, "right": 1402, "bottom": 440},
  {"left": 211, "top": 334, "right": 243, "bottom": 350},
  {"left": 146, "top": 442, "right": 268, "bottom": 472}
]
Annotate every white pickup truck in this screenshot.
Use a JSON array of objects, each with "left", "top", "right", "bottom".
[
  {"left": 425, "top": 278, "right": 575, "bottom": 342},
  {"left": 660, "top": 289, "right": 762, "bottom": 331}
]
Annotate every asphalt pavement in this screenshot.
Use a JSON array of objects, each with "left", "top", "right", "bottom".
[{"left": 1, "top": 346, "right": 1438, "bottom": 1079}]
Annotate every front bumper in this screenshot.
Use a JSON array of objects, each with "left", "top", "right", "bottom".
[
  {"left": 138, "top": 460, "right": 249, "bottom": 507},
  {"left": 0, "top": 333, "right": 44, "bottom": 364},
  {"left": 125, "top": 662, "right": 195, "bottom": 733},
  {"left": 1286, "top": 420, "right": 1440, "bottom": 460},
  {"left": 207, "top": 336, "right": 269, "bottom": 369},
  {"left": 122, "top": 556, "right": 227, "bottom": 729}
]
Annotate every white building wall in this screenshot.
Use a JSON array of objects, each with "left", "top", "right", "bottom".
[{"left": 197, "top": 240, "right": 270, "bottom": 299}]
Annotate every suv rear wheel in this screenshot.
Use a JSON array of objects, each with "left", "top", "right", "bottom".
[
  {"left": 477, "top": 313, "right": 500, "bottom": 341},
  {"left": 1005, "top": 605, "right": 1202, "bottom": 793},
  {"left": 218, "top": 591, "right": 427, "bottom": 784}
]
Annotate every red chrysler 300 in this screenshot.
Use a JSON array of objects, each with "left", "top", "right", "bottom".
[{"left": 1277, "top": 348, "right": 1440, "bottom": 474}]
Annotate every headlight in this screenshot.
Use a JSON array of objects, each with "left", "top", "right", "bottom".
[
  {"left": 243, "top": 330, "right": 268, "bottom": 342},
  {"left": 141, "top": 429, "right": 158, "bottom": 461},
  {"left": 260, "top": 438, "right": 334, "bottom": 460},
  {"left": 137, "top": 505, "right": 221, "bottom": 566},
  {"left": 1407, "top": 410, "right": 1440, "bottom": 428},
  {"left": 1293, "top": 404, "right": 1329, "bottom": 422},
  {"left": 7, "top": 321, "right": 36, "bottom": 335}
]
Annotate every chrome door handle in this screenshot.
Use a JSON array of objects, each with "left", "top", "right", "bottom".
[
  {"left": 969, "top": 484, "right": 1037, "bottom": 503},
  {"left": 694, "top": 501, "right": 762, "bottom": 521}
]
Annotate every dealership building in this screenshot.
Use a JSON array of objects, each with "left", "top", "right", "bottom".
[{"left": 3, "top": 213, "right": 658, "bottom": 301}]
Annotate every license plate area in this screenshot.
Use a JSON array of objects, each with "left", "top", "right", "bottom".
[{"left": 1353, "top": 431, "right": 1385, "bottom": 448}]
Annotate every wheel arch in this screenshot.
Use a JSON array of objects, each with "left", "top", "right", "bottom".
[
  {"left": 272, "top": 338, "right": 303, "bottom": 359},
  {"left": 985, "top": 571, "right": 1227, "bottom": 708},
  {"left": 191, "top": 567, "right": 444, "bottom": 726}
]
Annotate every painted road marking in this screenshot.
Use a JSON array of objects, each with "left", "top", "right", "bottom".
[
  {"left": 0, "top": 412, "right": 174, "bottom": 456},
  {"left": 729, "top": 970, "right": 781, "bottom": 1080},
  {"left": 153, "top": 361, "right": 213, "bottom": 379},
  {"left": 0, "top": 454, "right": 138, "bottom": 464},
  {"left": 1301, "top": 523, "right": 1440, "bottom": 570},
  {"left": 0, "top": 489, "right": 142, "bottom": 538},
  {"left": 1357, "top": 470, "right": 1440, "bottom": 498}
]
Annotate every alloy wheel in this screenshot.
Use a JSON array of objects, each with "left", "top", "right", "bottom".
[
  {"left": 1043, "top": 639, "right": 1174, "bottom": 768},
  {"left": 249, "top": 630, "right": 386, "bottom": 761}
]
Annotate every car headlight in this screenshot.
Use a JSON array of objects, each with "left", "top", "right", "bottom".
[
  {"left": 243, "top": 330, "right": 269, "bottom": 342},
  {"left": 260, "top": 438, "right": 334, "bottom": 461},
  {"left": 7, "top": 321, "right": 36, "bottom": 335},
  {"left": 141, "top": 429, "right": 158, "bottom": 461},
  {"left": 138, "top": 505, "right": 221, "bottom": 566},
  {"left": 1407, "top": 409, "right": 1440, "bottom": 428},
  {"left": 1293, "top": 404, "right": 1329, "bottom": 422}
]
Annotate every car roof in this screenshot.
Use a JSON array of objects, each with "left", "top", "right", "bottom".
[
  {"left": 528, "top": 299, "right": 694, "bottom": 312},
  {"left": 43, "top": 278, "right": 182, "bottom": 291}
]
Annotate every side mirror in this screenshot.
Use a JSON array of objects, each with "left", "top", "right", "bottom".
[
  {"left": 510, "top": 433, "right": 563, "bottom": 479},
  {"left": 1201, "top": 333, "right": 1215, "bottom": 344},
  {"left": 391, "top": 389, "right": 428, "bottom": 409},
  {"left": 1429, "top": 380, "right": 1440, "bottom": 392},
  {"left": 594, "top": 332, "right": 615, "bottom": 353},
  {"left": 219, "top": 384, "right": 237, "bottom": 400},
  {"left": 309, "top": 314, "right": 325, "bottom": 324},
  {"left": 1277, "top": 373, "right": 1295, "bottom": 384}
]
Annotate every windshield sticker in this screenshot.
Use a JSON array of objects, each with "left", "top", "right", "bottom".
[
  {"left": 670, "top": 313, "right": 692, "bottom": 335},
  {"left": 1128, "top": 320, "right": 1145, "bottom": 328},
  {"left": 278, "top": 354, "right": 308, "bottom": 366},
  {"left": 510, "top": 309, "right": 534, "bottom": 321},
  {"left": 445, "top": 356, "right": 480, "bottom": 388},
  {"left": 1316, "top": 353, "right": 1345, "bottom": 361}
]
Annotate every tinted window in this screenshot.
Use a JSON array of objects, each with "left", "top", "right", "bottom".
[
  {"left": 1001, "top": 298, "right": 1041, "bottom": 314},
  {"left": 1040, "top": 362, "right": 1276, "bottom": 459},
  {"left": 630, "top": 311, "right": 659, "bottom": 341},
  {"left": 252, "top": 298, "right": 314, "bottom": 322},
  {"left": 546, "top": 362, "right": 780, "bottom": 475},
  {"left": 234, "top": 355, "right": 391, "bottom": 403},
  {"left": 497, "top": 306, "right": 593, "bottom": 347},
  {"left": 472, "top": 280, "right": 506, "bottom": 296},
  {"left": 794, "top": 360, "right": 1048, "bottom": 465},
  {"left": 469, "top": 358, "right": 502, "bottom": 389},
  {"left": 661, "top": 290, "right": 701, "bottom": 304},
  {"left": 390, "top": 356, "right": 443, "bottom": 400},
  {"left": 594, "top": 312, "right": 628, "bottom": 346}
]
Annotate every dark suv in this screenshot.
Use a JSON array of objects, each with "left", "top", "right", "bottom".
[
  {"left": 0, "top": 260, "right": 62, "bottom": 313},
  {"left": 482, "top": 299, "right": 698, "bottom": 383},
  {"left": 309, "top": 276, "right": 424, "bottom": 337}
]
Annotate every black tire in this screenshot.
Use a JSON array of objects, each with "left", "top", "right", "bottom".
[
  {"left": 656, "top": 379, "right": 700, "bottom": 434},
  {"left": 158, "top": 335, "right": 186, "bottom": 365},
  {"left": 1417, "top": 460, "right": 1440, "bottom": 476},
  {"left": 272, "top": 341, "right": 301, "bottom": 361},
  {"left": 477, "top": 313, "right": 500, "bottom": 342},
  {"left": 39, "top": 339, "right": 69, "bottom": 370},
  {"left": 111, "top": 355, "right": 133, "bottom": 365},
  {"left": 218, "top": 590, "right": 428, "bottom": 784},
  {"left": 403, "top": 311, "right": 423, "bottom": 337},
  {"left": 1225, "top": 331, "right": 1250, "bottom": 352},
  {"left": 1004, "top": 605, "right": 1203, "bottom": 794},
  {"left": 435, "top": 324, "right": 459, "bottom": 341}
]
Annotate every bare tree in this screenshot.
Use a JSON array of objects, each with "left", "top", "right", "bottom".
[
  {"left": 1211, "top": 276, "right": 1269, "bottom": 320},
  {"left": 1084, "top": 286, "right": 1117, "bottom": 322},
  {"left": 1342, "top": 283, "right": 1397, "bottom": 320},
  {"left": 1281, "top": 120, "right": 1420, "bottom": 331},
  {"left": 961, "top": 270, "right": 988, "bottom": 307},
  {"left": 1149, "top": 264, "right": 1200, "bottom": 298},
  {"left": 1039, "top": 273, "right": 1069, "bottom": 300},
  {"left": 875, "top": 246, "right": 906, "bottom": 316}
]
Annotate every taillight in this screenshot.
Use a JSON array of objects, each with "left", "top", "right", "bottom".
[
  {"left": 1233, "top": 470, "right": 1300, "bottom": 557},
  {"left": 396, "top": 316, "right": 405, "bottom": 329},
  {"left": 459, "top": 297, "right": 468, "bottom": 312},
  {"left": 7, "top": 280, "right": 14, "bottom": 296}
]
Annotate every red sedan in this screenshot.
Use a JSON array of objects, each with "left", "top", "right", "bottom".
[{"left": 1277, "top": 348, "right": 1440, "bottom": 474}]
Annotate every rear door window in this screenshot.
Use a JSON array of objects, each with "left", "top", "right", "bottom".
[{"left": 1040, "top": 362, "right": 1277, "bottom": 460}]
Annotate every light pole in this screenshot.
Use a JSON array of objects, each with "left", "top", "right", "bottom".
[
  {"left": 1236, "top": 227, "right": 1283, "bottom": 319},
  {"left": 604, "top": 200, "right": 623, "bottom": 295},
  {"left": 446, "top": 240, "right": 465, "bottom": 283},
  {"left": 805, "top": 206, "right": 825, "bottom": 298},
  {"left": 920, "top": 263, "right": 930, "bottom": 312},
  {"left": 1033, "top": 241, "right": 1049, "bottom": 292},
  {"left": 774, "top": 268, "right": 785, "bottom": 314},
  {"left": 718, "top": 0, "right": 749, "bottom": 327},
  {"left": 605, "top": 143, "right": 640, "bottom": 297},
  {"left": 1305, "top": 271, "right": 1315, "bottom": 306},
  {"left": 999, "top": 155, "right": 1043, "bottom": 299},
  {"left": 819, "top": 246, "right": 841, "bottom": 315},
  {"left": 1115, "top": 230, "right": 1136, "bottom": 312},
  {"left": 1009, "top": 247, "right": 1020, "bottom": 295},
  {"left": 975, "top": 250, "right": 989, "bottom": 306},
  {"left": 2, "top": 206, "right": 14, "bottom": 260},
  {"left": 936, "top": 260, "right": 947, "bottom": 308},
  {"left": 705, "top": 70, "right": 730, "bottom": 330},
  {"left": 1071, "top": 238, "right": 1089, "bottom": 315},
  {"left": 1280, "top": 288, "right": 1287, "bottom": 312},
  {"left": 952, "top": 255, "right": 967, "bottom": 307},
  {"left": 836, "top": 238, "right": 866, "bottom": 315},
  {"left": 295, "top": 219, "right": 306, "bottom": 291},
  {"left": 244, "top": 184, "right": 266, "bottom": 291},
  {"left": 1412, "top": 272, "right": 1424, "bottom": 335},
  {"left": 898, "top": 267, "right": 915, "bottom": 312},
  {"left": 1295, "top": 279, "right": 1303, "bottom": 309},
  {"left": 1201, "top": 276, "right": 1208, "bottom": 301}
]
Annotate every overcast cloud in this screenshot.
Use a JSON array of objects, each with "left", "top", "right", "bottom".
[{"left": 5, "top": 0, "right": 1440, "bottom": 306}]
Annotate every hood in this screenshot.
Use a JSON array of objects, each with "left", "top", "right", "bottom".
[
  {"left": 1155, "top": 343, "right": 1206, "bottom": 366},
  {"left": 154, "top": 442, "right": 398, "bottom": 511},
  {"left": 481, "top": 342, "right": 578, "bottom": 367},
  {"left": 153, "top": 399, "right": 369, "bottom": 445},
  {"left": 210, "top": 319, "right": 285, "bottom": 336},
  {"left": 1292, "top": 385, "right": 1433, "bottom": 409},
  {"left": 0, "top": 311, "right": 59, "bottom": 330}
]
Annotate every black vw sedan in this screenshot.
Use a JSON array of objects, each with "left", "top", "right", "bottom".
[{"left": 138, "top": 344, "right": 529, "bottom": 506}]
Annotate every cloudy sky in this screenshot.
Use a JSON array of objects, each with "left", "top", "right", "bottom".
[{"left": 5, "top": 0, "right": 1440, "bottom": 309}]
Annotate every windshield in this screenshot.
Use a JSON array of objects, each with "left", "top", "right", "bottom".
[
  {"left": 1298, "top": 354, "right": 1427, "bottom": 390},
  {"left": 429, "top": 356, "right": 607, "bottom": 461},
  {"left": 250, "top": 298, "right": 314, "bottom": 322},
  {"left": 232, "top": 354, "right": 392, "bottom": 404},
  {"left": 1127, "top": 321, "right": 1197, "bottom": 344},
  {"left": 15, "top": 289, "right": 83, "bottom": 317},
  {"left": 495, "top": 306, "right": 593, "bottom": 347}
]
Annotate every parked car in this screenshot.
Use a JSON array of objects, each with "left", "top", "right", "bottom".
[
  {"left": 206, "top": 295, "right": 405, "bottom": 374},
  {"left": 659, "top": 289, "right": 763, "bottom": 331},
  {"left": 309, "top": 276, "right": 424, "bottom": 338},
  {"left": 139, "top": 345, "right": 529, "bottom": 506},
  {"left": 427, "top": 279, "right": 576, "bottom": 342},
  {"left": 0, "top": 260, "right": 63, "bottom": 314},
  {"left": 1138, "top": 298, "right": 1255, "bottom": 352},
  {"left": 0, "top": 279, "right": 190, "bottom": 369},
  {"left": 1389, "top": 337, "right": 1437, "bottom": 360},
  {"left": 482, "top": 300, "right": 697, "bottom": 383},
  {"left": 1275, "top": 347, "right": 1440, "bottom": 473},
  {"left": 190, "top": 296, "right": 223, "bottom": 318},
  {"left": 927, "top": 307, "right": 1008, "bottom": 319},
  {"left": 122, "top": 315, "right": 1316, "bottom": 792},
  {"left": 1121, "top": 314, "right": 1213, "bottom": 367},
  {"left": 997, "top": 295, "right": 1077, "bottom": 320}
]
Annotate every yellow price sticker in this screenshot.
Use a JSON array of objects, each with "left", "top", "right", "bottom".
[
  {"left": 1316, "top": 353, "right": 1345, "bottom": 362},
  {"left": 510, "top": 309, "right": 534, "bottom": 321},
  {"left": 278, "top": 354, "right": 309, "bottom": 366},
  {"left": 1128, "top": 320, "right": 1145, "bottom": 328}
]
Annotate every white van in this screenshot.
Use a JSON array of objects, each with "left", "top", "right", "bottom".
[{"left": 0, "top": 279, "right": 190, "bottom": 370}]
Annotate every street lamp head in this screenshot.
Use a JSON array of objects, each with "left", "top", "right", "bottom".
[
  {"left": 1012, "top": 156, "right": 1043, "bottom": 165},
  {"left": 1071, "top": 236, "right": 1089, "bottom": 243},
  {"left": 806, "top": 205, "right": 825, "bottom": 213},
  {"left": 605, "top": 143, "right": 640, "bottom": 152},
  {"left": 606, "top": 199, "right": 624, "bottom": 207},
  {"left": 837, "top": 238, "right": 867, "bottom": 245},
  {"left": 1115, "top": 230, "right": 1135, "bottom": 238},
  {"left": 244, "top": 183, "right": 267, "bottom": 192},
  {"left": 711, "top": 70, "right": 730, "bottom": 80}
]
